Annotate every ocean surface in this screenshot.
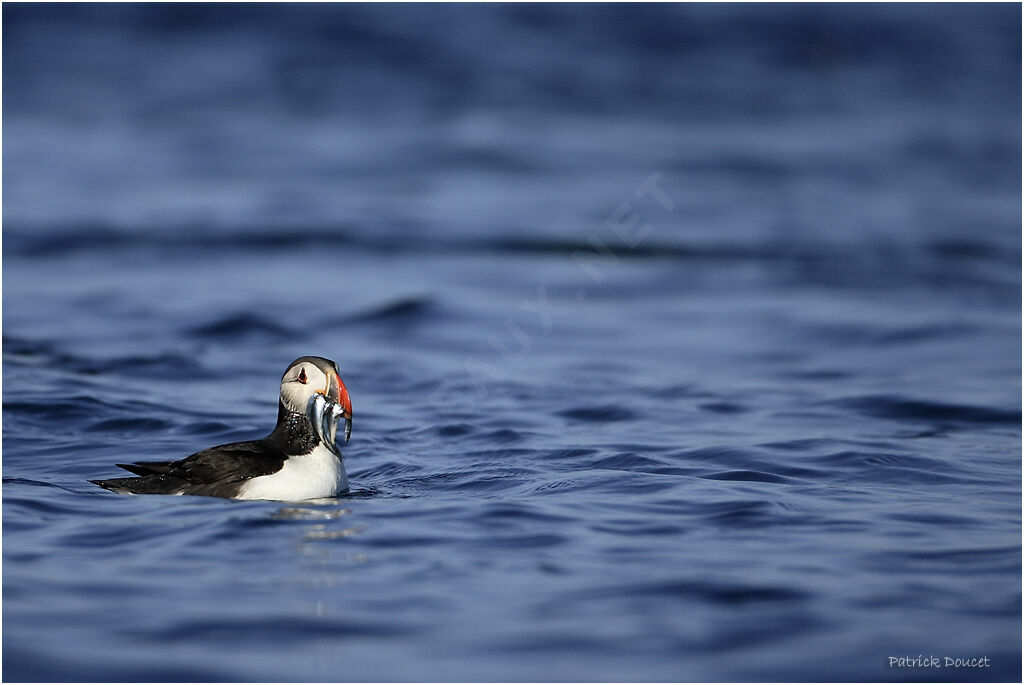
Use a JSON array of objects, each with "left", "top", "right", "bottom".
[{"left": 2, "top": 4, "right": 1021, "bottom": 682}]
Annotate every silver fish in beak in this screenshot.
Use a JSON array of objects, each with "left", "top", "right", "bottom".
[{"left": 306, "top": 393, "right": 352, "bottom": 456}]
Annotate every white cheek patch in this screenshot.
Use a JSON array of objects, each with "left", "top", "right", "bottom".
[
  {"left": 280, "top": 383, "right": 305, "bottom": 412},
  {"left": 280, "top": 367, "right": 329, "bottom": 412}
]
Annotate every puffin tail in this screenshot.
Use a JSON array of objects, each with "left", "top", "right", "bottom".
[
  {"left": 90, "top": 477, "right": 142, "bottom": 494},
  {"left": 115, "top": 462, "right": 172, "bottom": 477},
  {"left": 90, "top": 474, "right": 186, "bottom": 495}
]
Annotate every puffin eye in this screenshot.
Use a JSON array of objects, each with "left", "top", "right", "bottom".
[{"left": 298, "top": 369, "right": 308, "bottom": 384}]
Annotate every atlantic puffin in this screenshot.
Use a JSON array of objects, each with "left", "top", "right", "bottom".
[{"left": 91, "top": 356, "right": 353, "bottom": 501}]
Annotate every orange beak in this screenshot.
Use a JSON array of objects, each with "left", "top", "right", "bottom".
[
  {"left": 333, "top": 373, "right": 353, "bottom": 419},
  {"left": 333, "top": 372, "right": 353, "bottom": 443}
]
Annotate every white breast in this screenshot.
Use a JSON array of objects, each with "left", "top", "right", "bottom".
[{"left": 236, "top": 445, "right": 347, "bottom": 501}]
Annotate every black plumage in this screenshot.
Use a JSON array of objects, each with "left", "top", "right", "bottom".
[{"left": 91, "top": 402, "right": 319, "bottom": 498}]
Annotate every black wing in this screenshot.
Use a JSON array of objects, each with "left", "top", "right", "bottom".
[
  {"left": 123, "top": 440, "right": 286, "bottom": 484},
  {"left": 94, "top": 440, "right": 286, "bottom": 497}
]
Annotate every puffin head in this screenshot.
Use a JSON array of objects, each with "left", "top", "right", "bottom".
[{"left": 280, "top": 356, "right": 353, "bottom": 450}]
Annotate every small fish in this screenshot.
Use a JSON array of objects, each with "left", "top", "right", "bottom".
[{"left": 307, "top": 393, "right": 351, "bottom": 455}]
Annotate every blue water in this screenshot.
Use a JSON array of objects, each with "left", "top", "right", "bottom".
[{"left": 3, "top": 4, "right": 1021, "bottom": 681}]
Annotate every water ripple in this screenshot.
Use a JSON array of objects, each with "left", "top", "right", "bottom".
[
  {"left": 147, "top": 616, "right": 420, "bottom": 643},
  {"left": 835, "top": 394, "right": 1021, "bottom": 426},
  {"left": 701, "top": 469, "right": 794, "bottom": 484},
  {"left": 557, "top": 405, "right": 638, "bottom": 422},
  {"left": 186, "top": 312, "right": 293, "bottom": 340}
]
